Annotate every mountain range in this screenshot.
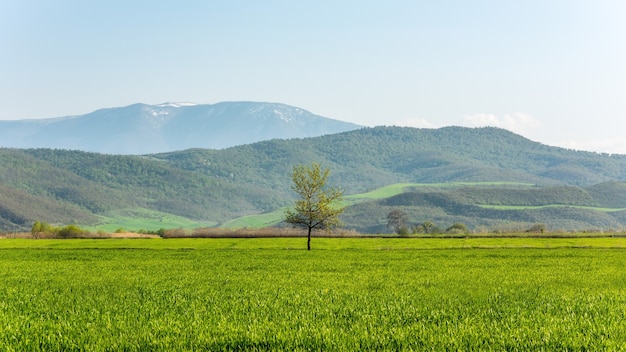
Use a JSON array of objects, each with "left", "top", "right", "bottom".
[
  {"left": 2, "top": 121, "right": 626, "bottom": 233},
  {"left": 0, "top": 102, "right": 362, "bottom": 154}
]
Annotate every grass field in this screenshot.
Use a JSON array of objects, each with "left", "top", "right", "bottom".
[
  {"left": 219, "top": 209, "right": 288, "bottom": 229},
  {"left": 344, "top": 181, "right": 535, "bottom": 202},
  {"left": 1, "top": 237, "right": 625, "bottom": 350},
  {"left": 89, "top": 208, "right": 217, "bottom": 232}
]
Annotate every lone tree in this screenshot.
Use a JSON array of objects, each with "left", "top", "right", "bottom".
[
  {"left": 285, "top": 163, "right": 344, "bottom": 250},
  {"left": 387, "top": 209, "right": 408, "bottom": 234}
]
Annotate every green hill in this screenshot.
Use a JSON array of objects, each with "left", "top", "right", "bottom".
[
  {"left": 340, "top": 182, "right": 626, "bottom": 233},
  {"left": 2, "top": 126, "right": 626, "bottom": 232},
  {"left": 156, "top": 126, "right": 626, "bottom": 193}
]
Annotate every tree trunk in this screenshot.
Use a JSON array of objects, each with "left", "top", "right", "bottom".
[{"left": 307, "top": 227, "right": 312, "bottom": 250}]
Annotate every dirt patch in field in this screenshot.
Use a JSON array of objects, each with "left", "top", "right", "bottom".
[{"left": 104, "top": 232, "right": 160, "bottom": 239}]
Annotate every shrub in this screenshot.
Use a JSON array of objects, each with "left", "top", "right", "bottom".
[
  {"left": 412, "top": 221, "right": 443, "bottom": 235},
  {"left": 526, "top": 223, "right": 546, "bottom": 233},
  {"left": 398, "top": 226, "right": 410, "bottom": 236},
  {"left": 57, "top": 225, "right": 88, "bottom": 238},
  {"left": 136, "top": 228, "right": 166, "bottom": 237},
  {"left": 446, "top": 222, "right": 469, "bottom": 234},
  {"left": 31, "top": 220, "right": 55, "bottom": 235},
  {"left": 31, "top": 221, "right": 42, "bottom": 234}
]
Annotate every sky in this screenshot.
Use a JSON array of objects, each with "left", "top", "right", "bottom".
[{"left": 1, "top": 1, "right": 626, "bottom": 153}]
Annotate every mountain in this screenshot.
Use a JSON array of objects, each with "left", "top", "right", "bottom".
[
  {"left": 2, "top": 126, "right": 626, "bottom": 233},
  {"left": 0, "top": 102, "right": 362, "bottom": 154}
]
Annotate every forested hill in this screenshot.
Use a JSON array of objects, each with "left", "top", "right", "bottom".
[
  {"left": 157, "top": 126, "right": 626, "bottom": 193},
  {"left": 2, "top": 126, "right": 626, "bottom": 231}
]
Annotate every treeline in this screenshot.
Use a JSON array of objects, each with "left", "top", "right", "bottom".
[
  {"left": 385, "top": 209, "right": 547, "bottom": 236},
  {"left": 29, "top": 220, "right": 166, "bottom": 238},
  {"left": 31, "top": 221, "right": 91, "bottom": 238}
]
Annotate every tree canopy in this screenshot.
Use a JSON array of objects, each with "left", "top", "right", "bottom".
[
  {"left": 285, "top": 163, "right": 344, "bottom": 250},
  {"left": 387, "top": 209, "right": 409, "bottom": 234}
]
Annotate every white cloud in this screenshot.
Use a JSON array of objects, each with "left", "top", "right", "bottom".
[
  {"left": 394, "top": 117, "right": 439, "bottom": 128},
  {"left": 463, "top": 112, "right": 541, "bottom": 136}
]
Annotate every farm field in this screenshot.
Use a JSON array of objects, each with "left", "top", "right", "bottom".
[{"left": 1, "top": 238, "right": 625, "bottom": 350}]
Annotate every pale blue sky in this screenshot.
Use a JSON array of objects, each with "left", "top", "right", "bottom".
[{"left": 2, "top": 1, "right": 625, "bottom": 153}]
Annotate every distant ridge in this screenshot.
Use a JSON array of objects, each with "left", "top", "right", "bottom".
[{"left": 0, "top": 102, "right": 362, "bottom": 154}]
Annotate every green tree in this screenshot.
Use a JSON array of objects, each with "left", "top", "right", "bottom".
[
  {"left": 285, "top": 163, "right": 344, "bottom": 250},
  {"left": 446, "top": 222, "right": 469, "bottom": 234},
  {"left": 387, "top": 209, "right": 408, "bottom": 234},
  {"left": 31, "top": 220, "right": 53, "bottom": 236},
  {"left": 412, "top": 221, "right": 441, "bottom": 235},
  {"left": 31, "top": 220, "right": 42, "bottom": 235},
  {"left": 421, "top": 221, "right": 436, "bottom": 234}
]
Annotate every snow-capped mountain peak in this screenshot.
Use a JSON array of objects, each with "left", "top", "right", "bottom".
[
  {"left": 156, "top": 102, "right": 198, "bottom": 108},
  {"left": 0, "top": 101, "right": 362, "bottom": 154}
]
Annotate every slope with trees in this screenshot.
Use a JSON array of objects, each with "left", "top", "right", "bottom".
[
  {"left": 2, "top": 126, "right": 626, "bottom": 232},
  {"left": 341, "top": 182, "right": 626, "bottom": 233}
]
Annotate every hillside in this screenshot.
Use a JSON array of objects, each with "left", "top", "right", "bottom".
[
  {"left": 2, "top": 126, "right": 626, "bottom": 232},
  {"left": 157, "top": 126, "right": 626, "bottom": 193},
  {"left": 0, "top": 102, "right": 362, "bottom": 154},
  {"left": 342, "top": 182, "right": 626, "bottom": 233}
]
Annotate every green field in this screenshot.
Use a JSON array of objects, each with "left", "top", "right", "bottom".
[
  {"left": 219, "top": 209, "right": 288, "bottom": 229},
  {"left": 89, "top": 208, "right": 217, "bottom": 232},
  {"left": 344, "top": 181, "right": 535, "bottom": 202},
  {"left": 1, "top": 238, "right": 625, "bottom": 350}
]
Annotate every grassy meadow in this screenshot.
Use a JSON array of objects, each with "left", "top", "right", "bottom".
[
  {"left": 89, "top": 208, "right": 217, "bottom": 233},
  {"left": 1, "top": 237, "right": 626, "bottom": 350}
]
